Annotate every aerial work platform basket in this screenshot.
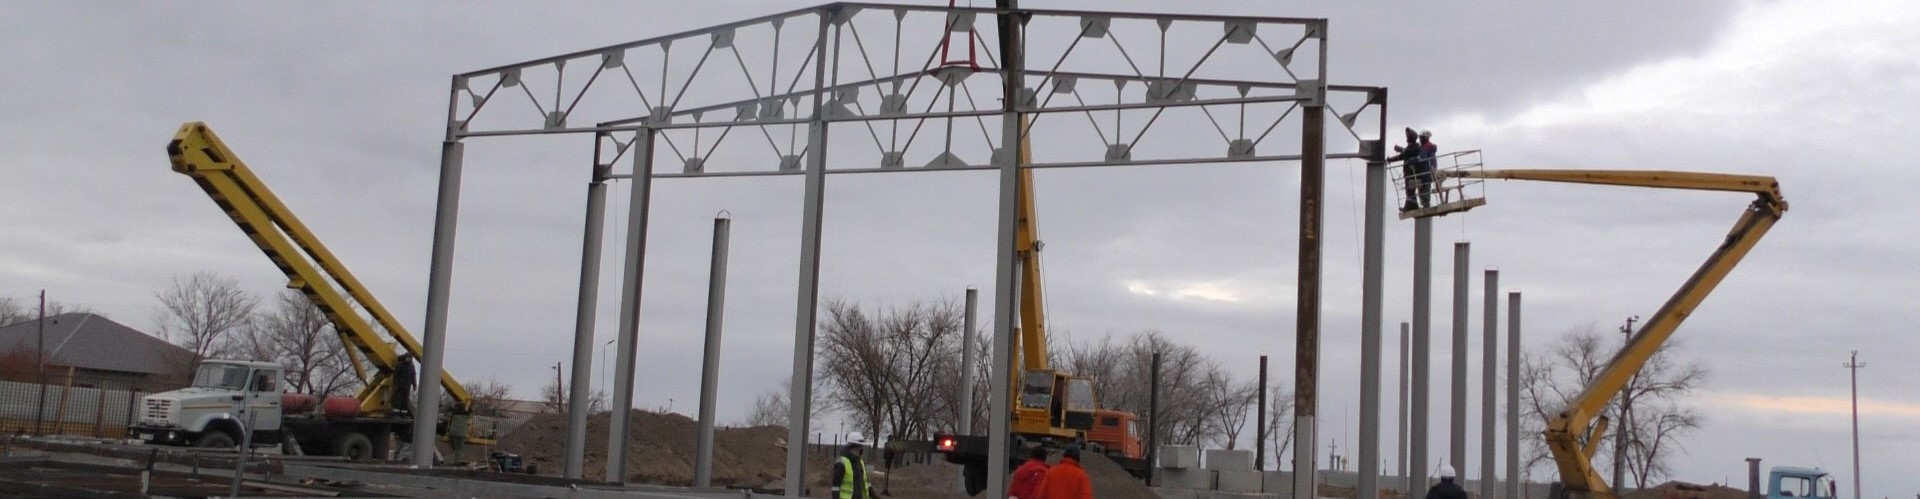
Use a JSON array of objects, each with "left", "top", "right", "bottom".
[{"left": 1394, "top": 149, "right": 1487, "bottom": 219}]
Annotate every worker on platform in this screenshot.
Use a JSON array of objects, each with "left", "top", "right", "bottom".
[
  {"left": 1036, "top": 444, "right": 1093, "bottom": 499},
  {"left": 1426, "top": 464, "right": 1469, "bottom": 499},
  {"left": 391, "top": 352, "right": 417, "bottom": 418},
  {"left": 1009, "top": 446, "right": 1051, "bottom": 499},
  {"left": 447, "top": 404, "right": 472, "bottom": 463},
  {"left": 831, "top": 432, "right": 880, "bottom": 499},
  {"left": 1416, "top": 129, "right": 1439, "bottom": 205},
  {"left": 1391, "top": 127, "right": 1424, "bottom": 211}
]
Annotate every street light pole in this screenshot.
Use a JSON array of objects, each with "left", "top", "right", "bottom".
[{"left": 1843, "top": 351, "right": 1865, "bottom": 499}]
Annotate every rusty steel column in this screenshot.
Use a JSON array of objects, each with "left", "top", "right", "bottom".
[{"left": 1292, "top": 77, "right": 1327, "bottom": 499}]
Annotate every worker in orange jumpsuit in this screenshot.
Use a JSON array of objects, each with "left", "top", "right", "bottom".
[
  {"left": 1036, "top": 444, "right": 1093, "bottom": 499},
  {"left": 1009, "top": 446, "right": 1050, "bottom": 499}
]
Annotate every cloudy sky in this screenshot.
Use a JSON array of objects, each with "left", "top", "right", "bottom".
[{"left": 4, "top": 0, "right": 1916, "bottom": 495}]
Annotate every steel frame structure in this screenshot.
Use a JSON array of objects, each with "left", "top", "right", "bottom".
[{"left": 414, "top": 3, "right": 1393, "bottom": 497}]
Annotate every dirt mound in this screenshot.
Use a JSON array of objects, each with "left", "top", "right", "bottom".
[
  {"left": 1080, "top": 453, "right": 1159, "bottom": 499},
  {"left": 1623, "top": 481, "right": 1750, "bottom": 499},
  {"left": 495, "top": 410, "right": 832, "bottom": 488}
]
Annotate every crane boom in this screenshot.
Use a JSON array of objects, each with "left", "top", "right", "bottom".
[
  {"left": 1445, "top": 168, "right": 1786, "bottom": 499},
  {"left": 166, "top": 122, "right": 472, "bottom": 414}
]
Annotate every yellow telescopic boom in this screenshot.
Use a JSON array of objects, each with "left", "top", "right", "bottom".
[
  {"left": 166, "top": 122, "right": 474, "bottom": 415},
  {"left": 1446, "top": 169, "right": 1786, "bottom": 499}
]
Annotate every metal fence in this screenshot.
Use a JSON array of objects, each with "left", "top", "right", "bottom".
[{"left": 0, "top": 367, "right": 187, "bottom": 438}]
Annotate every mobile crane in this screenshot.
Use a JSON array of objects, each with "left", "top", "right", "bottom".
[
  {"left": 1433, "top": 168, "right": 1787, "bottom": 499},
  {"left": 131, "top": 122, "right": 494, "bottom": 460}
]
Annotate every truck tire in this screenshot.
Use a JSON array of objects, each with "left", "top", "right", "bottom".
[
  {"left": 194, "top": 431, "right": 236, "bottom": 449},
  {"left": 331, "top": 432, "right": 374, "bottom": 461}
]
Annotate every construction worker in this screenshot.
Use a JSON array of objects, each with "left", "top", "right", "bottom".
[
  {"left": 1009, "top": 446, "right": 1050, "bottom": 499},
  {"left": 1036, "top": 444, "right": 1093, "bottom": 499},
  {"left": 831, "top": 432, "right": 879, "bottom": 499},
  {"left": 446, "top": 404, "right": 472, "bottom": 463},
  {"left": 1426, "top": 465, "right": 1469, "bottom": 499},
  {"left": 1391, "top": 127, "right": 1423, "bottom": 210},
  {"left": 391, "top": 352, "right": 416, "bottom": 417},
  {"left": 1416, "top": 129, "right": 1438, "bottom": 205}
]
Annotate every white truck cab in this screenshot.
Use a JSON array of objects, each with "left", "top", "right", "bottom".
[{"left": 132, "top": 360, "right": 284, "bottom": 448}]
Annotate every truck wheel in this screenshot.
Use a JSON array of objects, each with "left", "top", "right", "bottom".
[
  {"left": 194, "top": 431, "right": 236, "bottom": 449},
  {"left": 331, "top": 433, "right": 374, "bottom": 461}
]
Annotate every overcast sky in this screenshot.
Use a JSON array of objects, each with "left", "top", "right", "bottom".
[{"left": 3, "top": 0, "right": 1916, "bottom": 495}]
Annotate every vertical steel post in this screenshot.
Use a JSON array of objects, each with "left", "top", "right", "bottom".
[
  {"left": 1481, "top": 269, "right": 1499, "bottom": 499},
  {"left": 1507, "top": 292, "right": 1522, "bottom": 499},
  {"left": 987, "top": 3, "right": 1025, "bottom": 499},
  {"left": 1846, "top": 351, "right": 1864, "bottom": 499},
  {"left": 1450, "top": 241, "right": 1469, "bottom": 478},
  {"left": 606, "top": 130, "right": 657, "bottom": 482},
  {"left": 695, "top": 215, "right": 732, "bottom": 488},
  {"left": 956, "top": 286, "right": 978, "bottom": 494},
  {"left": 959, "top": 286, "right": 978, "bottom": 436},
  {"left": 1257, "top": 354, "right": 1269, "bottom": 470},
  {"left": 412, "top": 139, "right": 465, "bottom": 467},
  {"left": 1293, "top": 73, "right": 1327, "bottom": 499},
  {"left": 564, "top": 160, "right": 611, "bottom": 479},
  {"left": 1400, "top": 321, "right": 1410, "bottom": 482},
  {"left": 1410, "top": 218, "right": 1433, "bottom": 499},
  {"left": 1746, "top": 458, "right": 1762, "bottom": 499},
  {"left": 783, "top": 9, "right": 836, "bottom": 495},
  {"left": 1148, "top": 352, "right": 1162, "bottom": 486},
  {"left": 1359, "top": 90, "right": 1388, "bottom": 499},
  {"left": 34, "top": 291, "right": 45, "bottom": 436}
]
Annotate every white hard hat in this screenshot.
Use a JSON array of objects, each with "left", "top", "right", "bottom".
[
  {"left": 847, "top": 432, "right": 868, "bottom": 447},
  {"left": 1419, "top": 129, "right": 1432, "bottom": 138},
  {"left": 1438, "top": 464, "right": 1456, "bottom": 479}
]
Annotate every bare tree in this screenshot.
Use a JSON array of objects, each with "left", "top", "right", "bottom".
[
  {"left": 1264, "top": 385, "right": 1296, "bottom": 467},
  {"left": 467, "top": 378, "right": 515, "bottom": 417},
  {"left": 818, "top": 299, "right": 964, "bottom": 441},
  {"left": 1518, "top": 323, "right": 1707, "bottom": 487},
  {"left": 1, "top": 296, "right": 92, "bottom": 327},
  {"left": 239, "top": 291, "right": 357, "bottom": 395},
  {"left": 539, "top": 375, "right": 606, "bottom": 415},
  {"left": 1203, "top": 370, "right": 1258, "bottom": 449},
  {"left": 740, "top": 377, "right": 829, "bottom": 428},
  {"left": 155, "top": 272, "right": 258, "bottom": 374},
  {"left": 1058, "top": 330, "right": 1235, "bottom": 446}
]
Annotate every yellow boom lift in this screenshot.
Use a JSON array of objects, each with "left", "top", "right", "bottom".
[
  {"left": 165, "top": 122, "right": 491, "bottom": 448},
  {"left": 1438, "top": 168, "right": 1787, "bottom": 499}
]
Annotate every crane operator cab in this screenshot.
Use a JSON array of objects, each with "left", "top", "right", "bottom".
[{"left": 1019, "top": 370, "right": 1098, "bottom": 436}]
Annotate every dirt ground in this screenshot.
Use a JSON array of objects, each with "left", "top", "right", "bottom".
[
  {"left": 495, "top": 410, "right": 834, "bottom": 488},
  {"left": 495, "top": 412, "right": 1159, "bottom": 499}
]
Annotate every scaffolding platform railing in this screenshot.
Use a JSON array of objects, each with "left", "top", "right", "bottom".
[{"left": 1393, "top": 149, "right": 1487, "bottom": 219}]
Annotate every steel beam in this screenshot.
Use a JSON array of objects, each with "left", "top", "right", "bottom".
[
  {"left": 1481, "top": 268, "right": 1499, "bottom": 499},
  {"left": 1450, "top": 241, "right": 1470, "bottom": 479},
  {"left": 565, "top": 164, "right": 610, "bottom": 479},
  {"left": 1410, "top": 217, "right": 1432, "bottom": 498},
  {"left": 606, "top": 130, "right": 657, "bottom": 482},
  {"left": 782, "top": 10, "right": 835, "bottom": 496},
  {"left": 412, "top": 139, "right": 464, "bottom": 467},
  {"left": 1399, "top": 321, "right": 1410, "bottom": 481},
  {"left": 1506, "top": 292, "right": 1522, "bottom": 499},
  {"left": 1359, "top": 108, "right": 1387, "bottom": 499},
  {"left": 1292, "top": 84, "right": 1326, "bottom": 499},
  {"left": 695, "top": 215, "right": 732, "bottom": 488}
]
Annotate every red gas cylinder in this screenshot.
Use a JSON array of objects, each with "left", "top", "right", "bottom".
[
  {"left": 321, "top": 396, "right": 363, "bottom": 418},
  {"left": 282, "top": 393, "right": 320, "bottom": 413}
]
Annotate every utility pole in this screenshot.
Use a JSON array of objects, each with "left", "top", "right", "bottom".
[
  {"left": 553, "top": 362, "right": 564, "bottom": 409},
  {"left": 1613, "top": 315, "right": 1639, "bottom": 492},
  {"left": 34, "top": 290, "right": 46, "bottom": 436},
  {"left": 1844, "top": 351, "right": 1865, "bottom": 499}
]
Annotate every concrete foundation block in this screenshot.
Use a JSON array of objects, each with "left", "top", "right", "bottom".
[
  {"left": 1216, "top": 471, "right": 1264, "bottom": 493},
  {"left": 1215, "top": 493, "right": 1280, "bottom": 499},
  {"left": 1260, "top": 471, "right": 1295, "bottom": 495},
  {"left": 1159, "top": 444, "right": 1201, "bottom": 469},
  {"left": 1203, "top": 449, "right": 1255, "bottom": 471},
  {"left": 1153, "top": 488, "right": 1196, "bottom": 499},
  {"left": 1157, "top": 468, "right": 1216, "bottom": 490}
]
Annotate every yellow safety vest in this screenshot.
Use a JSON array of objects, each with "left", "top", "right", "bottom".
[{"left": 836, "top": 456, "right": 871, "bottom": 499}]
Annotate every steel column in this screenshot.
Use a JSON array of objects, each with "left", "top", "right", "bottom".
[
  {"left": 412, "top": 139, "right": 464, "bottom": 467},
  {"left": 564, "top": 164, "right": 611, "bottom": 479},
  {"left": 1481, "top": 268, "right": 1499, "bottom": 499},
  {"left": 1450, "top": 241, "right": 1469, "bottom": 478},
  {"left": 606, "top": 130, "right": 657, "bottom": 482},
  {"left": 1507, "top": 292, "right": 1522, "bottom": 499},
  {"left": 956, "top": 286, "right": 978, "bottom": 494},
  {"left": 987, "top": 3, "right": 1025, "bottom": 499},
  {"left": 782, "top": 10, "right": 836, "bottom": 496},
  {"left": 1410, "top": 218, "right": 1433, "bottom": 498},
  {"left": 1358, "top": 94, "right": 1387, "bottom": 499},
  {"left": 695, "top": 215, "right": 732, "bottom": 488},
  {"left": 1399, "top": 321, "right": 1410, "bottom": 481},
  {"left": 1292, "top": 83, "right": 1326, "bottom": 499}
]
